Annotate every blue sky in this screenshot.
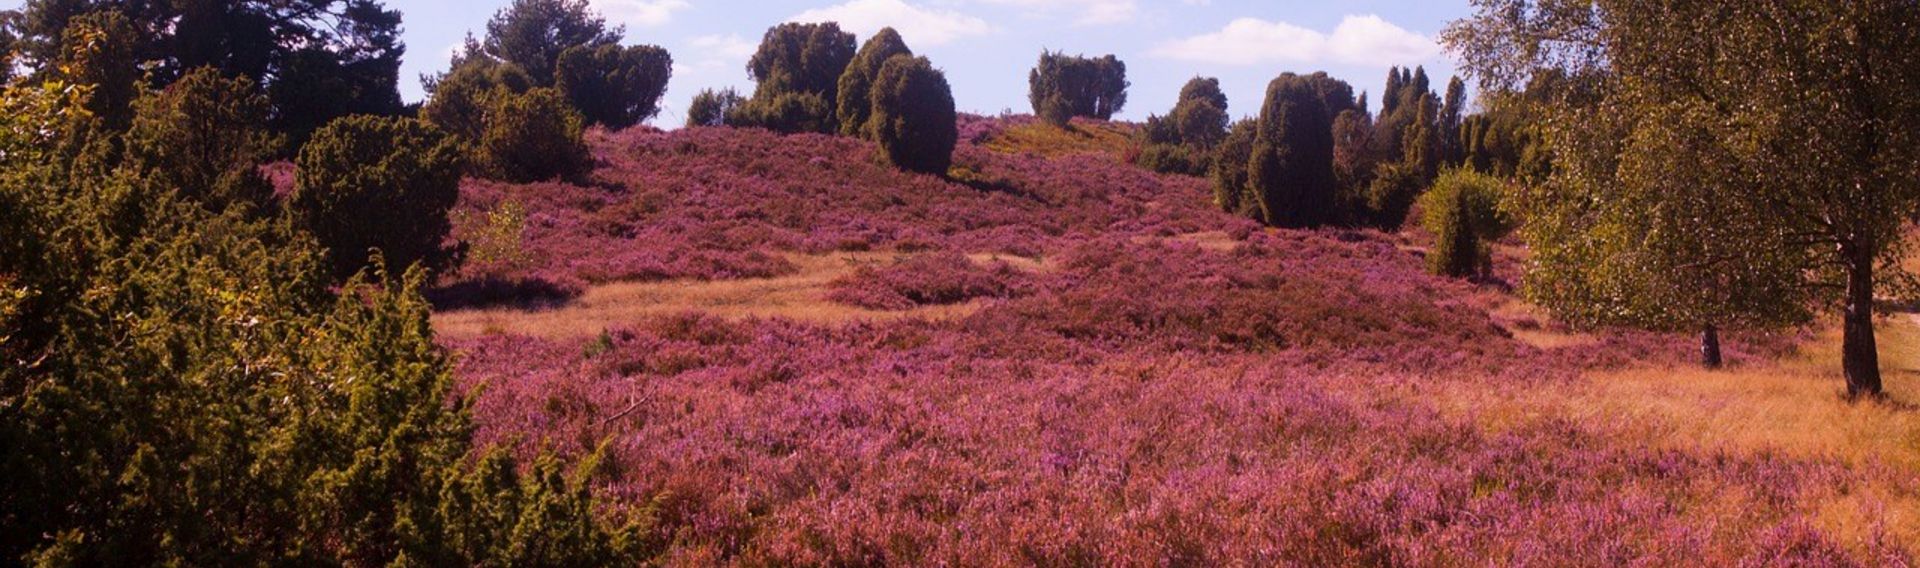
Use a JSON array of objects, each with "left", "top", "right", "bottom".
[{"left": 389, "top": 0, "right": 1471, "bottom": 126}]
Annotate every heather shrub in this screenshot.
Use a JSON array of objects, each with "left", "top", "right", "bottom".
[
  {"left": 867, "top": 54, "right": 957, "bottom": 174},
  {"left": 835, "top": 27, "right": 912, "bottom": 137},
  {"left": 556, "top": 43, "right": 672, "bottom": 129},
  {"left": 124, "top": 66, "right": 282, "bottom": 214},
  {"left": 291, "top": 115, "right": 467, "bottom": 280},
  {"left": 1419, "top": 168, "right": 1513, "bottom": 278},
  {"left": 687, "top": 87, "right": 744, "bottom": 127},
  {"left": 1028, "top": 51, "right": 1128, "bottom": 128},
  {"left": 479, "top": 87, "right": 591, "bottom": 182},
  {"left": 827, "top": 252, "right": 1026, "bottom": 310}
]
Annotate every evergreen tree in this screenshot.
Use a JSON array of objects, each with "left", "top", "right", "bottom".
[
  {"left": 835, "top": 27, "right": 912, "bottom": 137},
  {"left": 555, "top": 43, "right": 673, "bottom": 129},
  {"left": 739, "top": 21, "right": 855, "bottom": 133},
  {"left": 1247, "top": 73, "right": 1339, "bottom": 228},
  {"left": 477, "top": 0, "right": 620, "bottom": 86},
  {"left": 123, "top": 67, "right": 281, "bottom": 215},
  {"left": 292, "top": 115, "right": 467, "bottom": 281},
  {"left": 866, "top": 54, "right": 956, "bottom": 175},
  {"left": 1027, "top": 51, "right": 1128, "bottom": 127},
  {"left": 687, "top": 87, "right": 744, "bottom": 127},
  {"left": 12, "top": 0, "right": 407, "bottom": 145}
]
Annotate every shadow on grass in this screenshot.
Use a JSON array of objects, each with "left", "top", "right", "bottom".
[{"left": 428, "top": 276, "right": 583, "bottom": 311}]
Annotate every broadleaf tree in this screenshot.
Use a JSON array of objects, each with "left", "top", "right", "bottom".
[{"left": 1444, "top": 0, "right": 1920, "bottom": 392}]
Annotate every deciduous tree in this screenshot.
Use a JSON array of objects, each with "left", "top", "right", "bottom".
[{"left": 1446, "top": 0, "right": 1920, "bottom": 388}]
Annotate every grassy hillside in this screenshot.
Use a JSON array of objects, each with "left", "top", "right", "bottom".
[{"left": 434, "top": 117, "right": 1917, "bottom": 564}]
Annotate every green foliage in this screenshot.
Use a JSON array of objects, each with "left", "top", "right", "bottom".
[
  {"left": 866, "top": 54, "right": 956, "bottom": 174},
  {"left": 123, "top": 66, "right": 282, "bottom": 215},
  {"left": 1418, "top": 169, "right": 1511, "bottom": 278},
  {"left": 14, "top": 0, "right": 405, "bottom": 148},
  {"left": 292, "top": 115, "right": 467, "bottom": 281},
  {"left": 479, "top": 87, "right": 592, "bottom": 183},
  {"left": 836, "top": 27, "right": 912, "bottom": 137},
  {"left": 744, "top": 21, "right": 856, "bottom": 133},
  {"left": 1331, "top": 108, "right": 1378, "bottom": 212},
  {"left": 1138, "top": 77, "right": 1227, "bottom": 176},
  {"left": 729, "top": 91, "right": 835, "bottom": 134},
  {"left": 458, "top": 199, "right": 532, "bottom": 276},
  {"left": 422, "top": 58, "right": 534, "bottom": 142},
  {"left": 0, "top": 77, "right": 647, "bottom": 567},
  {"left": 1136, "top": 143, "right": 1208, "bottom": 177},
  {"left": 687, "top": 87, "right": 744, "bottom": 127},
  {"left": 1247, "top": 72, "right": 1339, "bottom": 228},
  {"left": 1447, "top": 0, "right": 1920, "bottom": 394},
  {"left": 555, "top": 43, "right": 672, "bottom": 129},
  {"left": 1210, "top": 119, "right": 1259, "bottom": 218},
  {"left": 1027, "top": 51, "right": 1128, "bottom": 128},
  {"left": 478, "top": 0, "right": 621, "bottom": 86},
  {"left": 51, "top": 10, "right": 140, "bottom": 133}
]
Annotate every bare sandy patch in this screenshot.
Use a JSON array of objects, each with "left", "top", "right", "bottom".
[{"left": 435, "top": 251, "right": 1051, "bottom": 339}]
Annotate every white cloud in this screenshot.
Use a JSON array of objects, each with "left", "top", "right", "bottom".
[
  {"left": 1151, "top": 14, "right": 1439, "bottom": 67},
  {"left": 789, "top": 0, "right": 992, "bottom": 46},
  {"left": 592, "top": 0, "right": 690, "bottom": 28},
  {"left": 980, "top": 0, "right": 1137, "bottom": 26},
  {"left": 690, "top": 34, "right": 757, "bottom": 60}
]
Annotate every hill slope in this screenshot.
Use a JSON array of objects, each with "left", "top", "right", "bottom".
[{"left": 436, "top": 117, "right": 1916, "bottom": 564}]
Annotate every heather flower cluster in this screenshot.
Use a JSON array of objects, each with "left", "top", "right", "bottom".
[{"left": 826, "top": 252, "right": 1031, "bottom": 310}]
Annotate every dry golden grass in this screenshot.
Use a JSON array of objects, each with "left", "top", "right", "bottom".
[
  {"left": 433, "top": 252, "right": 1031, "bottom": 339},
  {"left": 1487, "top": 299, "right": 1602, "bottom": 349},
  {"left": 1429, "top": 310, "right": 1920, "bottom": 548},
  {"left": 1128, "top": 230, "right": 1241, "bottom": 252},
  {"left": 980, "top": 120, "right": 1137, "bottom": 159}
]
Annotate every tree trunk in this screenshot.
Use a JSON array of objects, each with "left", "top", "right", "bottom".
[
  {"left": 1700, "top": 324, "right": 1722, "bottom": 369},
  {"left": 1842, "top": 244, "right": 1882, "bottom": 399}
]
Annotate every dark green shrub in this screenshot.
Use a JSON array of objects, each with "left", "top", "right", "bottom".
[
  {"left": 479, "top": 87, "right": 591, "bottom": 182},
  {"left": 1136, "top": 76, "right": 1227, "bottom": 176},
  {"left": 1027, "top": 51, "right": 1127, "bottom": 128},
  {"left": 421, "top": 59, "right": 533, "bottom": 142},
  {"left": 124, "top": 66, "right": 282, "bottom": 214},
  {"left": 836, "top": 27, "right": 912, "bottom": 137},
  {"left": 730, "top": 91, "right": 834, "bottom": 134},
  {"left": 292, "top": 115, "right": 467, "bottom": 281},
  {"left": 1137, "top": 143, "right": 1208, "bottom": 176},
  {"left": 556, "top": 43, "right": 672, "bottom": 129},
  {"left": 0, "top": 79, "right": 648, "bottom": 566},
  {"left": 687, "top": 87, "right": 744, "bottom": 127},
  {"left": 1419, "top": 169, "right": 1512, "bottom": 278},
  {"left": 1211, "top": 119, "right": 1258, "bottom": 217},
  {"left": 52, "top": 11, "right": 142, "bottom": 133},
  {"left": 867, "top": 54, "right": 956, "bottom": 174}
]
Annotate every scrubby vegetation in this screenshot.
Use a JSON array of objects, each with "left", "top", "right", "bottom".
[
  {"left": 6, "top": 0, "right": 1920, "bottom": 564},
  {"left": 292, "top": 115, "right": 467, "bottom": 280}
]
